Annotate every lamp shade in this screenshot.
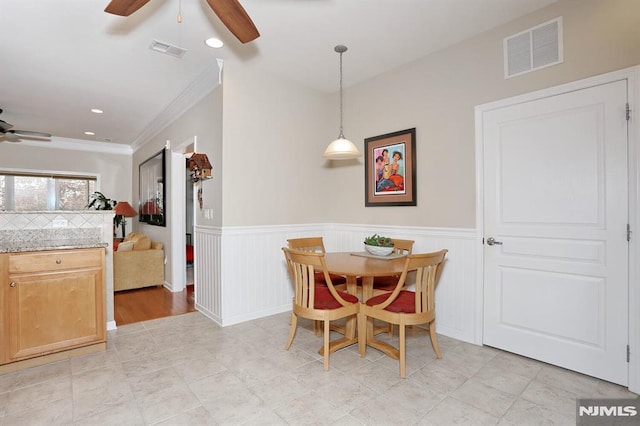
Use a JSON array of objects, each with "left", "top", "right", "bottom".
[
  {"left": 323, "top": 136, "right": 361, "bottom": 159},
  {"left": 114, "top": 201, "right": 137, "bottom": 217}
]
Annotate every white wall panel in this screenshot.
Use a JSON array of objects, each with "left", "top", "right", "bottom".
[
  {"left": 194, "top": 226, "right": 222, "bottom": 324},
  {"left": 195, "top": 223, "right": 478, "bottom": 343}
]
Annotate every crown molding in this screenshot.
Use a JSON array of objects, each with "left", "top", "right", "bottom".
[
  {"left": 16, "top": 137, "right": 132, "bottom": 155},
  {"left": 131, "top": 60, "right": 222, "bottom": 153}
]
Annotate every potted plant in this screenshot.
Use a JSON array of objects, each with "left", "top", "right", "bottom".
[
  {"left": 86, "top": 191, "right": 116, "bottom": 211},
  {"left": 86, "top": 191, "right": 121, "bottom": 237},
  {"left": 364, "top": 233, "right": 394, "bottom": 256}
]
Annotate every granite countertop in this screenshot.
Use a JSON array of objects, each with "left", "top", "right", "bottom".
[{"left": 0, "top": 239, "right": 109, "bottom": 254}]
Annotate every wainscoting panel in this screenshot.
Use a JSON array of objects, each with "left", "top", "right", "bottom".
[
  {"left": 193, "top": 226, "right": 222, "bottom": 323},
  {"left": 193, "top": 223, "right": 479, "bottom": 344}
]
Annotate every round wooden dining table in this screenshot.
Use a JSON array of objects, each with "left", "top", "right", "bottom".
[
  {"left": 323, "top": 251, "right": 408, "bottom": 299},
  {"left": 322, "top": 252, "right": 409, "bottom": 343}
]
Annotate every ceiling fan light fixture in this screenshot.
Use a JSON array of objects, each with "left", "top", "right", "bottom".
[
  {"left": 205, "top": 38, "right": 224, "bottom": 48},
  {"left": 324, "top": 44, "right": 361, "bottom": 160}
]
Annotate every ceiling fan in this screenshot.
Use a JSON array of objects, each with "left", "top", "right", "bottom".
[
  {"left": 104, "top": 0, "right": 260, "bottom": 44},
  {"left": 0, "top": 109, "right": 52, "bottom": 143}
]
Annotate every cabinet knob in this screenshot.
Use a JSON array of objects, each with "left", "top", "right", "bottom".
[
  {"left": 10, "top": 281, "right": 16, "bottom": 287},
  {"left": 56, "top": 259, "right": 62, "bottom": 264}
]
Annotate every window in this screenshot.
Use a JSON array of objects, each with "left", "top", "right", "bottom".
[{"left": 0, "top": 172, "right": 96, "bottom": 211}]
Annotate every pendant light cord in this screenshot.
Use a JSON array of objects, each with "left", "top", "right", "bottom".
[{"left": 335, "top": 45, "right": 347, "bottom": 139}]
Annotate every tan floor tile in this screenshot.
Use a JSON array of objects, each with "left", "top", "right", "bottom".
[
  {"left": 2, "top": 397, "right": 72, "bottom": 426},
  {"left": 418, "top": 395, "right": 500, "bottom": 425},
  {"left": 5, "top": 376, "right": 71, "bottom": 416},
  {"left": 0, "top": 312, "right": 635, "bottom": 426},
  {"left": 499, "top": 398, "right": 574, "bottom": 426},
  {"left": 451, "top": 378, "right": 517, "bottom": 418}
]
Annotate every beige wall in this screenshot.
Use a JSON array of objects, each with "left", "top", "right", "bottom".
[
  {"left": 221, "top": 60, "right": 333, "bottom": 226},
  {"left": 212, "top": 0, "right": 640, "bottom": 229},
  {"left": 0, "top": 142, "right": 132, "bottom": 205},
  {"left": 132, "top": 86, "right": 223, "bottom": 283},
  {"left": 4, "top": 0, "right": 638, "bottom": 234},
  {"left": 326, "top": 0, "right": 640, "bottom": 228}
]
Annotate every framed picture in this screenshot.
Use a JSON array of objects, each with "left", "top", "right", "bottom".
[
  {"left": 139, "top": 149, "right": 166, "bottom": 226},
  {"left": 364, "top": 128, "right": 416, "bottom": 207}
]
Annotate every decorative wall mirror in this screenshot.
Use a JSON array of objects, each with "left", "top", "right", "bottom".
[{"left": 139, "top": 149, "right": 166, "bottom": 226}]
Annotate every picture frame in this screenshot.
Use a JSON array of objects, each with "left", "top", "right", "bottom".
[
  {"left": 138, "top": 149, "right": 166, "bottom": 226},
  {"left": 364, "top": 128, "right": 416, "bottom": 207}
]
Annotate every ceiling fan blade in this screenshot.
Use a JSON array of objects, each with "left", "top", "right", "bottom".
[
  {"left": 0, "top": 133, "right": 21, "bottom": 143},
  {"left": 205, "top": 0, "right": 260, "bottom": 44},
  {"left": 105, "top": 0, "right": 151, "bottom": 16},
  {"left": 0, "top": 119, "right": 13, "bottom": 133},
  {"left": 10, "top": 130, "right": 52, "bottom": 138}
]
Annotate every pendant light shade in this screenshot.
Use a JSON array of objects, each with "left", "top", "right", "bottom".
[
  {"left": 323, "top": 45, "right": 361, "bottom": 160},
  {"left": 324, "top": 136, "right": 360, "bottom": 159}
]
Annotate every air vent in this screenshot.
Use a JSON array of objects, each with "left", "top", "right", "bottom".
[
  {"left": 149, "top": 40, "right": 187, "bottom": 59},
  {"left": 504, "top": 17, "right": 563, "bottom": 79}
]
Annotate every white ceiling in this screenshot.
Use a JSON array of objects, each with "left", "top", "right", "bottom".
[{"left": 0, "top": 0, "right": 556, "bottom": 147}]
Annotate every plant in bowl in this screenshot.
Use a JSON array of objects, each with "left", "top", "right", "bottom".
[{"left": 364, "top": 234, "right": 394, "bottom": 256}]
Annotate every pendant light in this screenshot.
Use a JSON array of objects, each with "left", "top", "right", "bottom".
[{"left": 323, "top": 45, "right": 361, "bottom": 159}]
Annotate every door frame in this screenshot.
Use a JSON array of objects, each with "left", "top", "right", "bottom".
[
  {"left": 169, "top": 136, "right": 198, "bottom": 292},
  {"left": 474, "top": 65, "right": 640, "bottom": 393}
]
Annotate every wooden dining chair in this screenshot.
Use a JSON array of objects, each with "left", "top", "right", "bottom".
[
  {"left": 287, "top": 237, "right": 350, "bottom": 336},
  {"left": 282, "top": 247, "right": 360, "bottom": 371},
  {"left": 368, "top": 238, "right": 414, "bottom": 337},
  {"left": 358, "top": 249, "right": 447, "bottom": 378},
  {"left": 286, "top": 237, "right": 347, "bottom": 288},
  {"left": 371, "top": 238, "right": 415, "bottom": 295}
]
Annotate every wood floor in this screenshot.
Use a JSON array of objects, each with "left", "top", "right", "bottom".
[{"left": 114, "top": 284, "right": 196, "bottom": 326}]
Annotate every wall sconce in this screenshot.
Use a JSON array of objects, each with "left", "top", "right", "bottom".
[{"left": 188, "top": 153, "right": 213, "bottom": 183}]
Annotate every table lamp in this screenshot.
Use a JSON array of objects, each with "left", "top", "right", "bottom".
[{"left": 114, "top": 201, "right": 138, "bottom": 239}]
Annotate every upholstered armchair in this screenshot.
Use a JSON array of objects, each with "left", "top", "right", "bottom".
[{"left": 113, "top": 232, "right": 165, "bottom": 291}]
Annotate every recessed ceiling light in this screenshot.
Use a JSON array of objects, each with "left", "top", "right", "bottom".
[
  {"left": 84, "top": 131, "right": 95, "bottom": 136},
  {"left": 91, "top": 108, "right": 103, "bottom": 114},
  {"left": 205, "top": 38, "right": 223, "bottom": 48}
]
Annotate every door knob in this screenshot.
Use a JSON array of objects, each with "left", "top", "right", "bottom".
[
  {"left": 486, "top": 237, "right": 503, "bottom": 246},
  {"left": 10, "top": 281, "right": 16, "bottom": 287}
]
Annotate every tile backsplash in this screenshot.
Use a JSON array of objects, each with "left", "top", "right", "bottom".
[{"left": 0, "top": 211, "right": 114, "bottom": 243}]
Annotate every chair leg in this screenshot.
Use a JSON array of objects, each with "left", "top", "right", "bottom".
[
  {"left": 429, "top": 321, "right": 442, "bottom": 359},
  {"left": 399, "top": 324, "right": 406, "bottom": 378},
  {"left": 323, "top": 317, "right": 331, "bottom": 371},
  {"left": 285, "top": 313, "right": 297, "bottom": 350},
  {"left": 358, "top": 310, "right": 367, "bottom": 357},
  {"left": 314, "top": 320, "right": 322, "bottom": 336}
]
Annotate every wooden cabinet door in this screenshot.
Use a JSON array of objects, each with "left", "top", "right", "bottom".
[
  {"left": 0, "top": 254, "right": 8, "bottom": 365},
  {"left": 7, "top": 266, "right": 105, "bottom": 362}
]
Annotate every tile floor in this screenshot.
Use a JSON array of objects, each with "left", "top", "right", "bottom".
[{"left": 0, "top": 312, "right": 636, "bottom": 425}]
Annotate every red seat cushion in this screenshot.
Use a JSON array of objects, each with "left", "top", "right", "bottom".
[
  {"left": 314, "top": 286, "right": 358, "bottom": 309},
  {"left": 372, "top": 274, "right": 401, "bottom": 291},
  {"left": 186, "top": 245, "right": 194, "bottom": 263},
  {"left": 314, "top": 272, "right": 347, "bottom": 286},
  {"left": 366, "top": 290, "right": 416, "bottom": 313}
]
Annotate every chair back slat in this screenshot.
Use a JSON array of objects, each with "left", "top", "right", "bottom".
[
  {"left": 287, "top": 237, "right": 326, "bottom": 253},
  {"left": 391, "top": 238, "right": 414, "bottom": 255},
  {"left": 409, "top": 250, "right": 447, "bottom": 313}
]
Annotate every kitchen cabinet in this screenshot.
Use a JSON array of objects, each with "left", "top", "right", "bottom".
[{"left": 1, "top": 248, "right": 106, "bottom": 365}]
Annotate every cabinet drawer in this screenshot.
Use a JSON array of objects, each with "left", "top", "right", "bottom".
[{"left": 9, "top": 248, "right": 103, "bottom": 274}]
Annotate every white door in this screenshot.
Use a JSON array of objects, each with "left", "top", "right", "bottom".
[{"left": 482, "top": 80, "right": 629, "bottom": 385}]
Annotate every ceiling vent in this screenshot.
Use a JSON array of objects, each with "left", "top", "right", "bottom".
[
  {"left": 149, "top": 40, "right": 187, "bottom": 59},
  {"left": 504, "top": 17, "right": 563, "bottom": 79}
]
